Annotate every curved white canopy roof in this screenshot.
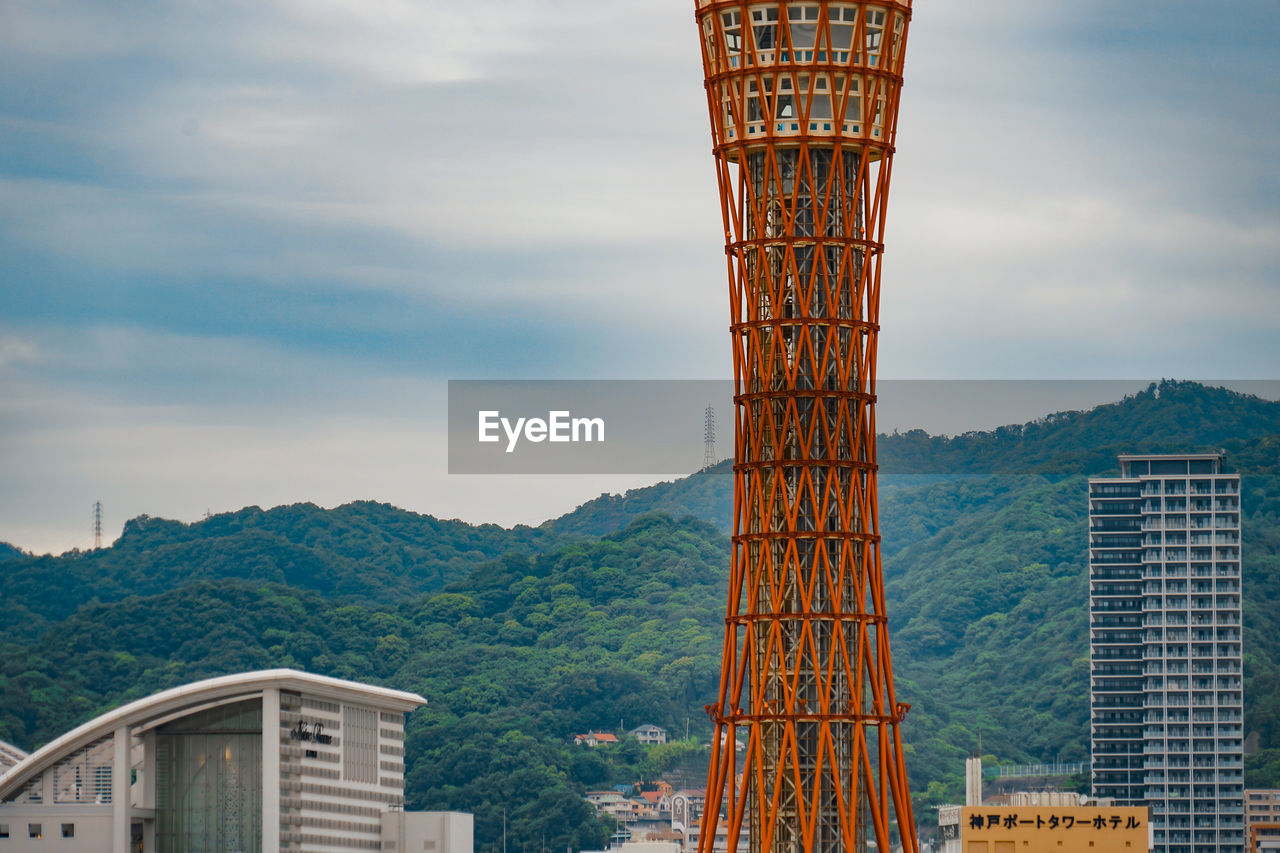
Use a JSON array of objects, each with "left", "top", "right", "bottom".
[{"left": 0, "top": 669, "right": 425, "bottom": 800}]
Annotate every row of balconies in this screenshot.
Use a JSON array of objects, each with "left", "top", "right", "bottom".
[
  {"left": 1143, "top": 643, "right": 1240, "bottom": 655},
  {"left": 1095, "top": 534, "right": 1144, "bottom": 547},
  {"left": 1091, "top": 520, "right": 1142, "bottom": 534},
  {"left": 1091, "top": 504, "right": 1143, "bottom": 515},
  {"left": 1096, "top": 614, "right": 1143, "bottom": 626},
  {"left": 1185, "top": 581, "right": 1241, "bottom": 593},
  {"left": 1146, "top": 663, "right": 1191, "bottom": 673},
  {"left": 1142, "top": 547, "right": 1241, "bottom": 561},
  {"left": 1146, "top": 617, "right": 1244, "bottom": 630},
  {"left": 1143, "top": 743, "right": 1244, "bottom": 755},
  {"left": 1093, "top": 484, "right": 1143, "bottom": 497},
  {"left": 1141, "top": 525, "right": 1239, "bottom": 537},
  {"left": 1142, "top": 679, "right": 1244, "bottom": 691},
  {"left": 1144, "top": 773, "right": 1243, "bottom": 785},
  {"left": 1094, "top": 584, "right": 1144, "bottom": 597},
  {"left": 1149, "top": 801, "right": 1244, "bottom": 814},
  {"left": 1090, "top": 548, "right": 1141, "bottom": 560},
  {"left": 1136, "top": 481, "right": 1239, "bottom": 496},
  {"left": 1147, "top": 628, "right": 1243, "bottom": 641},
  {"left": 1092, "top": 597, "right": 1141, "bottom": 611},
  {"left": 1144, "top": 725, "right": 1244, "bottom": 738},
  {"left": 1141, "top": 592, "right": 1237, "bottom": 609},
  {"left": 1093, "top": 629, "right": 1144, "bottom": 642}
]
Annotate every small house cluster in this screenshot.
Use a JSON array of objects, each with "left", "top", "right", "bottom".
[
  {"left": 585, "top": 784, "right": 730, "bottom": 853},
  {"left": 572, "top": 725, "right": 668, "bottom": 749}
]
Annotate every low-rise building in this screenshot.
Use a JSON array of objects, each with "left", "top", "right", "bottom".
[
  {"left": 671, "top": 787, "right": 741, "bottom": 853},
  {"left": 613, "top": 842, "right": 680, "bottom": 853},
  {"left": 0, "top": 669, "right": 471, "bottom": 853},
  {"left": 629, "top": 725, "right": 668, "bottom": 746},
  {"left": 1248, "top": 790, "right": 1280, "bottom": 853},
  {"left": 585, "top": 790, "right": 625, "bottom": 808},
  {"left": 1252, "top": 823, "right": 1280, "bottom": 853},
  {"left": 638, "top": 789, "right": 672, "bottom": 815},
  {"left": 1250, "top": 791, "right": 1280, "bottom": 823}
]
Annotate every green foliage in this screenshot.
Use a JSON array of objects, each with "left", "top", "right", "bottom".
[
  {"left": 878, "top": 380, "right": 1280, "bottom": 477},
  {"left": 0, "top": 501, "right": 568, "bottom": 638},
  {"left": 540, "top": 462, "right": 734, "bottom": 537},
  {"left": 0, "top": 515, "right": 728, "bottom": 852},
  {"left": 1246, "top": 749, "right": 1280, "bottom": 789},
  {"left": 2, "top": 381, "right": 1279, "bottom": 850}
]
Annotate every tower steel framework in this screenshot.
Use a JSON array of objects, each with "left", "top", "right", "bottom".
[{"left": 692, "top": 3, "right": 916, "bottom": 852}]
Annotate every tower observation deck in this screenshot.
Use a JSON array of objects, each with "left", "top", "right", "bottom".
[{"left": 692, "top": 3, "right": 916, "bottom": 853}]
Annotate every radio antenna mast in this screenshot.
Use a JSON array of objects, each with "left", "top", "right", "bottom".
[{"left": 703, "top": 404, "right": 716, "bottom": 469}]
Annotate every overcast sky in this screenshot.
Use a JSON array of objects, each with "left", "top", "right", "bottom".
[{"left": 2, "top": 0, "right": 1278, "bottom": 554}]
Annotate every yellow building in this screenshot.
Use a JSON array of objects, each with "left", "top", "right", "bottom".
[{"left": 959, "top": 805, "right": 1149, "bottom": 853}]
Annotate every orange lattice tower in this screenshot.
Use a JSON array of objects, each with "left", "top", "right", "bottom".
[{"left": 692, "top": 3, "right": 916, "bottom": 853}]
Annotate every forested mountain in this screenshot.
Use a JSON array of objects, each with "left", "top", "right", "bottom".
[
  {"left": 0, "top": 515, "right": 726, "bottom": 852},
  {"left": 0, "top": 502, "right": 568, "bottom": 639},
  {"left": 1, "top": 380, "right": 1278, "bottom": 849}
]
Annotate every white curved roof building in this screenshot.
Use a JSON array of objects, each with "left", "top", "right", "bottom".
[{"left": 0, "top": 670, "right": 469, "bottom": 853}]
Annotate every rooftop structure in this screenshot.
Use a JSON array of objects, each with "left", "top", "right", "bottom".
[{"left": 0, "top": 742, "right": 26, "bottom": 774}]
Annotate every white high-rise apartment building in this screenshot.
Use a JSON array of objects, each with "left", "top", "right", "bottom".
[{"left": 1090, "top": 453, "right": 1244, "bottom": 853}]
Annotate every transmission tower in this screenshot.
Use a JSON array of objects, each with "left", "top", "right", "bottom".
[
  {"left": 93, "top": 501, "right": 102, "bottom": 550},
  {"left": 704, "top": 404, "right": 718, "bottom": 468},
  {"left": 692, "top": 3, "right": 917, "bottom": 853}
]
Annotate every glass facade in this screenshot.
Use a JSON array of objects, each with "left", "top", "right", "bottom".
[{"left": 155, "top": 699, "right": 263, "bottom": 853}]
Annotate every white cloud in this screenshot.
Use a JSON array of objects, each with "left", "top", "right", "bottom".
[
  {"left": 0, "top": 336, "right": 40, "bottom": 368},
  {"left": 2, "top": 0, "right": 1278, "bottom": 551}
]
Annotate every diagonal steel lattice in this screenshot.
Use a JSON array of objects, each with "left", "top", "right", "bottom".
[{"left": 692, "top": 3, "right": 917, "bottom": 853}]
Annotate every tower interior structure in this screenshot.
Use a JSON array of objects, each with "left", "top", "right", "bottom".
[{"left": 692, "top": 3, "right": 916, "bottom": 853}]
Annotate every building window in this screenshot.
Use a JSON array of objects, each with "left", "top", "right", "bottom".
[
  {"left": 62, "top": 824, "right": 75, "bottom": 838},
  {"left": 0, "top": 824, "right": 8, "bottom": 838},
  {"left": 720, "top": 11, "right": 741, "bottom": 53},
  {"left": 155, "top": 699, "right": 263, "bottom": 853},
  {"left": 29, "top": 824, "right": 42, "bottom": 839},
  {"left": 343, "top": 705, "right": 378, "bottom": 784}
]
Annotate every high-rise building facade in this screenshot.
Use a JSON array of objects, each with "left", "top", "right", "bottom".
[{"left": 1090, "top": 453, "right": 1245, "bottom": 853}]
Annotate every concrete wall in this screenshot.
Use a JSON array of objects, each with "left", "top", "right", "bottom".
[
  {"left": 382, "top": 811, "right": 474, "bottom": 853},
  {"left": 615, "top": 842, "right": 681, "bottom": 853},
  {"left": 0, "top": 807, "right": 113, "bottom": 853}
]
